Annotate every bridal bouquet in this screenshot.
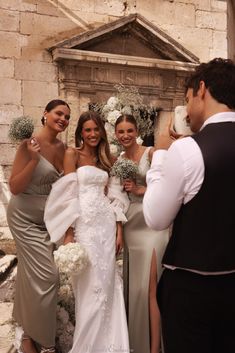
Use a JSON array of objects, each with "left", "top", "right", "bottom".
[
  {"left": 54, "top": 242, "right": 90, "bottom": 275},
  {"left": 8, "top": 116, "right": 34, "bottom": 142},
  {"left": 110, "top": 158, "right": 138, "bottom": 181}
]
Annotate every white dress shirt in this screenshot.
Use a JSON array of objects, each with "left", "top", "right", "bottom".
[{"left": 143, "top": 112, "right": 235, "bottom": 274}]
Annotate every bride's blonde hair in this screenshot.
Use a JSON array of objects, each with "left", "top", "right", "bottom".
[{"left": 75, "top": 111, "right": 113, "bottom": 172}]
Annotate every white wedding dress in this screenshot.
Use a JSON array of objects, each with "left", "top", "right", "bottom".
[{"left": 44, "top": 166, "right": 130, "bottom": 353}]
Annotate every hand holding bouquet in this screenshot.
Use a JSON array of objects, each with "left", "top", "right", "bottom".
[
  {"left": 54, "top": 242, "right": 89, "bottom": 275},
  {"left": 110, "top": 158, "right": 138, "bottom": 182}
]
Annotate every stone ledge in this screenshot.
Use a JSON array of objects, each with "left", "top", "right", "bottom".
[
  {"left": 0, "top": 255, "right": 17, "bottom": 282},
  {"left": 52, "top": 48, "right": 198, "bottom": 72}
]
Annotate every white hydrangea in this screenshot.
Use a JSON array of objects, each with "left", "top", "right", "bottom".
[
  {"left": 107, "top": 110, "right": 121, "bottom": 126},
  {"left": 110, "top": 144, "right": 119, "bottom": 155},
  {"left": 54, "top": 242, "right": 90, "bottom": 275},
  {"left": 121, "top": 105, "right": 132, "bottom": 115},
  {"left": 136, "top": 136, "right": 143, "bottom": 145},
  {"left": 106, "top": 96, "right": 119, "bottom": 111}
]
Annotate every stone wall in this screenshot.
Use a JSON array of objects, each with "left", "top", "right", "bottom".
[
  {"left": 0, "top": 0, "right": 233, "bottom": 238},
  {"left": 227, "top": 0, "right": 235, "bottom": 61}
]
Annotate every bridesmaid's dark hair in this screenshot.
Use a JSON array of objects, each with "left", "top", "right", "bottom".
[
  {"left": 115, "top": 114, "right": 138, "bottom": 131},
  {"left": 75, "top": 111, "right": 112, "bottom": 172},
  {"left": 41, "top": 99, "right": 70, "bottom": 125}
]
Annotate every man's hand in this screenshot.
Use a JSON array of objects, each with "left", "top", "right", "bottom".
[{"left": 155, "top": 118, "right": 183, "bottom": 150}]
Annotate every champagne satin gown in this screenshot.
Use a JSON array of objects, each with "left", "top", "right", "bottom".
[
  {"left": 7, "top": 156, "right": 61, "bottom": 347},
  {"left": 123, "top": 147, "right": 169, "bottom": 353}
]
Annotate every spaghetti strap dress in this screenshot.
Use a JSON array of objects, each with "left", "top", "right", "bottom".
[
  {"left": 122, "top": 147, "right": 169, "bottom": 353},
  {"left": 7, "top": 156, "right": 61, "bottom": 347}
]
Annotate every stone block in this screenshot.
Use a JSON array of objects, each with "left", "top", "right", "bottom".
[
  {"left": 0, "top": 227, "right": 13, "bottom": 240},
  {"left": 211, "top": 0, "right": 227, "bottom": 11},
  {"left": 0, "top": 0, "right": 20, "bottom": 11},
  {"left": 0, "top": 302, "right": 13, "bottom": 324},
  {"left": 0, "top": 144, "right": 17, "bottom": 165},
  {"left": 162, "top": 24, "right": 212, "bottom": 62},
  {"left": 137, "top": 1, "right": 195, "bottom": 27},
  {"left": 23, "top": 105, "right": 45, "bottom": 123},
  {"left": 173, "top": 0, "right": 211, "bottom": 10},
  {"left": 0, "top": 255, "right": 17, "bottom": 282},
  {"left": 20, "top": 1, "right": 37, "bottom": 11},
  {"left": 95, "top": 0, "right": 124, "bottom": 16},
  {"left": 212, "top": 30, "right": 227, "bottom": 53},
  {"left": 0, "top": 265, "right": 17, "bottom": 303},
  {"left": 0, "top": 166, "right": 11, "bottom": 182},
  {"left": 21, "top": 47, "right": 52, "bottom": 63},
  {"left": 0, "top": 79, "right": 21, "bottom": 106},
  {"left": 37, "top": 0, "right": 67, "bottom": 16},
  {"left": 0, "top": 32, "right": 21, "bottom": 58},
  {"left": 15, "top": 60, "right": 58, "bottom": 82},
  {"left": 0, "top": 105, "right": 23, "bottom": 125},
  {"left": 0, "top": 9, "right": 19, "bottom": 32},
  {"left": 22, "top": 81, "right": 58, "bottom": 107},
  {"left": 0, "top": 58, "right": 14, "bottom": 78},
  {"left": 61, "top": 0, "right": 95, "bottom": 11},
  {"left": 20, "top": 12, "right": 77, "bottom": 36},
  {"left": 0, "top": 125, "right": 12, "bottom": 144},
  {"left": 0, "top": 182, "right": 10, "bottom": 204},
  {"left": 196, "top": 10, "right": 227, "bottom": 31},
  {"left": 0, "top": 203, "right": 8, "bottom": 227}
]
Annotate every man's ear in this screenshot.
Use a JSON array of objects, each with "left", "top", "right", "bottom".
[{"left": 198, "top": 81, "right": 206, "bottom": 99}]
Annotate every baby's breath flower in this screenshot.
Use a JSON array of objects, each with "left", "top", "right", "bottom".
[
  {"left": 110, "top": 158, "right": 138, "bottom": 181},
  {"left": 8, "top": 116, "right": 34, "bottom": 142}
]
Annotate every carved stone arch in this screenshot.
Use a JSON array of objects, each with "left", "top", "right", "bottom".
[{"left": 49, "top": 13, "right": 199, "bottom": 145}]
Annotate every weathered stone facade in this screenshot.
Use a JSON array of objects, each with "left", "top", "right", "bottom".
[
  {"left": 0, "top": 0, "right": 234, "bottom": 256},
  {"left": 0, "top": 0, "right": 234, "bottom": 349}
]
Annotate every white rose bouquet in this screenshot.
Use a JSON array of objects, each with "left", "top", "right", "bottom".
[
  {"left": 110, "top": 158, "right": 138, "bottom": 181},
  {"left": 54, "top": 242, "right": 90, "bottom": 275}
]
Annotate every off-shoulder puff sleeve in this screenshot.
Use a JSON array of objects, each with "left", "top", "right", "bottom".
[
  {"left": 44, "top": 172, "right": 80, "bottom": 243},
  {"left": 107, "top": 176, "right": 130, "bottom": 223}
]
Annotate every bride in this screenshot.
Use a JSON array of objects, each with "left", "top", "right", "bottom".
[{"left": 44, "top": 111, "right": 130, "bottom": 353}]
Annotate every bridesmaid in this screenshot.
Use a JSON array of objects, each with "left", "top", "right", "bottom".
[
  {"left": 115, "top": 114, "right": 169, "bottom": 353},
  {"left": 7, "top": 100, "right": 70, "bottom": 353}
]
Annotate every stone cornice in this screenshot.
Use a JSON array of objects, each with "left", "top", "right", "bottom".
[{"left": 52, "top": 48, "right": 198, "bottom": 72}]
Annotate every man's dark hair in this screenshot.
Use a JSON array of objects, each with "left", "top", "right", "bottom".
[{"left": 185, "top": 58, "right": 235, "bottom": 109}]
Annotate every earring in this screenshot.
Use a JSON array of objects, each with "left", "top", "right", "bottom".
[{"left": 44, "top": 117, "right": 47, "bottom": 125}]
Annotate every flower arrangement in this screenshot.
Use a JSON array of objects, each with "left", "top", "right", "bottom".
[
  {"left": 56, "top": 272, "right": 75, "bottom": 353},
  {"left": 53, "top": 242, "right": 90, "bottom": 276},
  {"left": 110, "top": 158, "right": 138, "bottom": 181},
  {"left": 90, "top": 84, "right": 161, "bottom": 155},
  {"left": 8, "top": 116, "right": 34, "bottom": 142}
]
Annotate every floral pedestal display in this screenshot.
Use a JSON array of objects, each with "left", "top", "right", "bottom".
[
  {"left": 90, "top": 84, "right": 161, "bottom": 154},
  {"left": 56, "top": 273, "right": 75, "bottom": 353}
]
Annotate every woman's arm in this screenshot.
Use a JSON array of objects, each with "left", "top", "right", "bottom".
[
  {"left": 63, "top": 227, "right": 75, "bottom": 245},
  {"left": 9, "top": 139, "right": 40, "bottom": 195},
  {"left": 63, "top": 147, "right": 78, "bottom": 175},
  {"left": 116, "top": 221, "right": 123, "bottom": 255},
  {"left": 123, "top": 179, "right": 146, "bottom": 196},
  {"left": 61, "top": 148, "right": 78, "bottom": 244}
]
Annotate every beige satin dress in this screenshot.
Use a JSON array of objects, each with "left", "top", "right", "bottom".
[
  {"left": 123, "top": 147, "right": 169, "bottom": 353},
  {"left": 7, "top": 156, "right": 61, "bottom": 347}
]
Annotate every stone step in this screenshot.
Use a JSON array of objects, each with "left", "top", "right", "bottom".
[
  {"left": 0, "top": 302, "right": 16, "bottom": 353},
  {"left": 0, "top": 265, "right": 17, "bottom": 302},
  {"left": 0, "top": 255, "right": 17, "bottom": 283},
  {"left": 0, "top": 227, "right": 16, "bottom": 255}
]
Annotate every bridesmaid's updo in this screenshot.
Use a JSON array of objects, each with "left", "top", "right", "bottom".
[
  {"left": 41, "top": 99, "right": 71, "bottom": 125},
  {"left": 115, "top": 114, "right": 138, "bottom": 131}
]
